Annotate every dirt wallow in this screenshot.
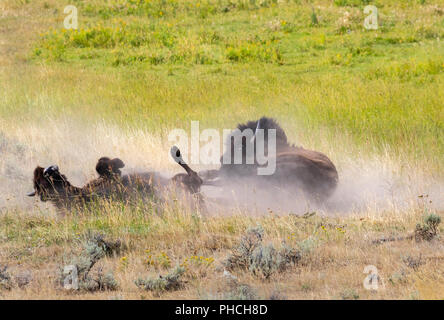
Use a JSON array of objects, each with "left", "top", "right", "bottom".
[{"left": 26, "top": 116, "right": 339, "bottom": 212}]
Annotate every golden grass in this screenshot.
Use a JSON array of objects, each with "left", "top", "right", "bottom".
[
  {"left": 0, "top": 0, "right": 443, "bottom": 300},
  {"left": 0, "top": 204, "right": 443, "bottom": 299}
]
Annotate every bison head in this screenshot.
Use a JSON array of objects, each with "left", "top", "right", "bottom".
[
  {"left": 219, "top": 116, "right": 289, "bottom": 177},
  {"left": 27, "top": 165, "right": 73, "bottom": 201}
]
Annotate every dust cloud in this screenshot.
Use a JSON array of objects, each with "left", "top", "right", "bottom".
[
  {"left": 202, "top": 160, "right": 444, "bottom": 216},
  {"left": 1, "top": 119, "right": 442, "bottom": 216}
]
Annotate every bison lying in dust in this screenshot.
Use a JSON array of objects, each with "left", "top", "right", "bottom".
[
  {"left": 200, "top": 117, "right": 338, "bottom": 202},
  {"left": 27, "top": 147, "right": 203, "bottom": 211}
]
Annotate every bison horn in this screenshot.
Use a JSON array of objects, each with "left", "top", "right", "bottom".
[
  {"left": 250, "top": 118, "right": 262, "bottom": 144},
  {"left": 27, "top": 191, "right": 36, "bottom": 197}
]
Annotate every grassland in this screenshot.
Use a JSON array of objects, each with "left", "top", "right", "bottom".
[{"left": 0, "top": 0, "right": 443, "bottom": 299}]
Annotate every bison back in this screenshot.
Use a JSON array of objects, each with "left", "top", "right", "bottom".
[{"left": 273, "top": 149, "right": 338, "bottom": 201}]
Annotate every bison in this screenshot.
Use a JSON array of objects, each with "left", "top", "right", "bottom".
[
  {"left": 199, "top": 117, "right": 338, "bottom": 202},
  {"left": 27, "top": 148, "right": 204, "bottom": 212}
]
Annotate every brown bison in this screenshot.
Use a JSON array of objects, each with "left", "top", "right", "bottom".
[
  {"left": 27, "top": 148, "right": 204, "bottom": 211},
  {"left": 199, "top": 117, "right": 338, "bottom": 202}
]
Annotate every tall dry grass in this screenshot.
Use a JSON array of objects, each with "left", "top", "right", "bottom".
[{"left": 0, "top": 0, "right": 443, "bottom": 300}]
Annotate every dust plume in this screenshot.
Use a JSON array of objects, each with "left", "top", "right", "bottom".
[
  {"left": 202, "top": 158, "right": 444, "bottom": 216},
  {"left": 0, "top": 118, "right": 442, "bottom": 216}
]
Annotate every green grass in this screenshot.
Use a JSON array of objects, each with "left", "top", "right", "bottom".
[{"left": 1, "top": 0, "right": 442, "bottom": 172}]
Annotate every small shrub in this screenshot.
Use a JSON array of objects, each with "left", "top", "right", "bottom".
[
  {"left": 225, "top": 40, "right": 283, "bottom": 64},
  {"left": 145, "top": 250, "right": 172, "bottom": 270},
  {"left": 402, "top": 255, "right": 424, "bottom": 270},
  {"left": 224, "top": 283, "right": 259, "bottom": 300},
  {"left": 180, "top": 255, "right": 215, "bottom": 278},
  {"left": 79, "top": 268, "right": 119, "bottom": 292},
  {"left": 224, "top": 226, "right": 300, "bottom": 279},
  {"left": 0, "top": 266, "right": 13, "bottom": 290},
  {"left": 415, "top": 213, "right": 441, "bottom": 242},
  {"left": 301, "top": 283, "right": 313, "bottom": 292},
  {"left": 279, "top": 243, "right": 301, "bottom": 266},
  {"left": 224, "top": 226, "right": 264, "bottom": 270},
  {"left": 249, "top": 244, "right": 281, "bottom": 279},
  {"left": 0, "top": 266, "right": 31, "bottom": 290},
  {"left": 85, "top": 232, "right": 123, "bottom": 257},
  {"left": 58, "top": 233, "right": 121, "bottom": 292},
  {"left": 135, "top": 266, "right": 186, "bottom": 293},
  {"left": 249, "top": 243, "right": 300, "bottom": 279},
  {"left": 297, "top": 236, "right": 318, "bottom": 256}
]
